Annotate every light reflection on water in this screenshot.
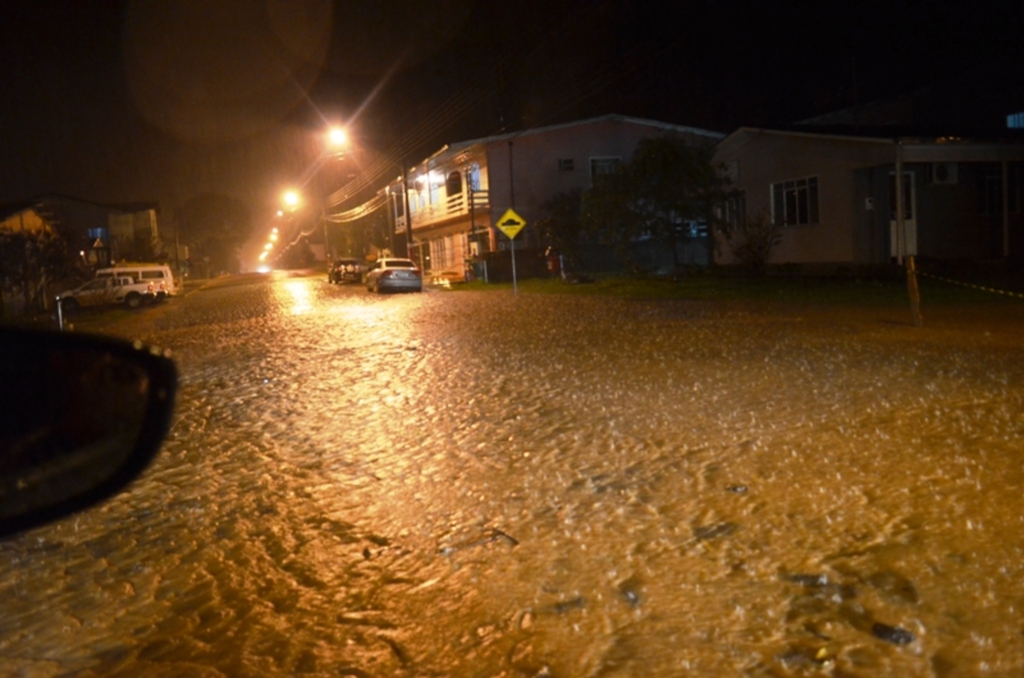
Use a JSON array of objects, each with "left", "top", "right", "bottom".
[
  {"left": 277, "top": 278, "right": 314, "bottom": 315},
  {"left": 0, "top": 279, "right": 1022, "bottom": 676}
]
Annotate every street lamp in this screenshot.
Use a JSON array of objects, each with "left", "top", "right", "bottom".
[
  {"left": 322, "top": 126, "right": 350, "bottom": 260},
  {"left": 327, "top": 126, "right": 348, "bottom": 154},
  {"left": 283, "top": 190, "right": 301, "bottom": 211}
]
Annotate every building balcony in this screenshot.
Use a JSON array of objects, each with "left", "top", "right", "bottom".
[{"left": 397, "top": 189, "right": 490, "bottom": 234}]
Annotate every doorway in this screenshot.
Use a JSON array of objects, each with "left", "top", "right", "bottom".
[{"left": 889, "top": 170, "right": 917, "bottom": 257}]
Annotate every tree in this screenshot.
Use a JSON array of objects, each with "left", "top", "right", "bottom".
[
  {"left": 0, "top": 228, "right": 76, "bottom": 316},
  {"left": 582, "top": 136, "right": 728, "bottom": 277},
  {"left": 535, "top": 189, "right": 585, "bottom": 259},
  {"left": 174, "top": 193, "right": 253, "bottom": 275}
]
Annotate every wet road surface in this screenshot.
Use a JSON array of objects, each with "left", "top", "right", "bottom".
[{"left": 1, "top": 271, "right": 1022, "bottom": 676}]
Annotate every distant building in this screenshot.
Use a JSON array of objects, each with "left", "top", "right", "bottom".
[
  {"left": 32, "top": 195, "right": 163, "bottom": 267},
  {"left": 107, "top": 204, "right": 160, "bottom": 260}
]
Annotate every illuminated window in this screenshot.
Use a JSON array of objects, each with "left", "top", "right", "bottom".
[{"left": 772, "top": 177, "right": 819, "bottom": 226}]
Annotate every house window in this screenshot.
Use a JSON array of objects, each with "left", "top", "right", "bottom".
[
  {"left": 558, "top": 158, "right": 574, "bottom": 172},
  {"left": 722, "top": 192, "right": 746, "bottom": 229},
  {"left": 590, "top": 157, "right": 621, "bottom": 181},
  {"left": 445, "top": 171, "right": 462, "bottom": 199},
  {"left": 771, "top": 177, "right": 819, "bottom": 226},
  {"left": 979, "top": 167, "right": 1002, "bottom": 215},
  {"left": 978, "top": 164, "right": 1024, "bottom": 215}
]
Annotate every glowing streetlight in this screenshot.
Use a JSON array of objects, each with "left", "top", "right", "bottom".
[
  {"left": 283, "top": 190, "right": 301, "bottom": 211},
  {"left": 327, "top": 126, "right": 349, "bottom": 154}
]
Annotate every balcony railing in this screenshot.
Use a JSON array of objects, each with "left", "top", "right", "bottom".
[{"left": 404, "top": 190, "right": 489, "bottom": 231}]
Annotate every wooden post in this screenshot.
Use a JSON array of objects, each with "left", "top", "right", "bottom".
[{"left": 907, "top": 255, "right": 922, "bottom": 327}]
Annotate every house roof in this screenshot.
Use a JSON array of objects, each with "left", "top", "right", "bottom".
[
  {"left": 718, "top": 126, "right": 1024, "bottom": 163},
  {"left": 428, "top": 114, "right": 726, "bottom": 165}
]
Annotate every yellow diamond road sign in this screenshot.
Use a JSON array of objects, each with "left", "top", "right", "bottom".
[{"left": 496, "top": 208, "right": 526, "bottom": 240}]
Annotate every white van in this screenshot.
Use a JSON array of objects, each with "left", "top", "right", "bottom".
[{"left": 95, "top": 264, "right": 178, "bottom": 299}]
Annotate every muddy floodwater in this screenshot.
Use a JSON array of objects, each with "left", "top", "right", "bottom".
[{"left": 1, "top": 272, "right": 1022, "bottom": 676}]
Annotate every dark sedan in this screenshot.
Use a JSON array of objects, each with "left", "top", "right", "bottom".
[{"left": 328, "top": 258, "right": 364, "bottom": 284}]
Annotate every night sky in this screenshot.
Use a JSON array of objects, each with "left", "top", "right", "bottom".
[{"left": 1, "top": 0, "right": 1021, "bottom": 242}]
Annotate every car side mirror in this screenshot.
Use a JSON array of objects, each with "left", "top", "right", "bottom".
[{"left": 0, "top": 330, "right": 177, "bottom": 538}]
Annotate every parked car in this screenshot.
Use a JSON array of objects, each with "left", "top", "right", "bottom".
[
  {"left": 328, "top": 258, "right": 364, "bottom": 284},
  {"left": 56, "top": 276, "right": 157, "bottom": 311},
  {"left": 95, "top": 264, "right": 178, "bottom": 298},
  {"left": 364, "top": 258, "right": 423, "bottom": 293}
]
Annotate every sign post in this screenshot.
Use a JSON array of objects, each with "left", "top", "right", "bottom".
[{"left": 496, "top": 208, "right": 526, "bottom": 295}]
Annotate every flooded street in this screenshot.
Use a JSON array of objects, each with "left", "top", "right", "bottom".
[{"left": 1, "top": 271, "right": 1022, "bottom": 676}]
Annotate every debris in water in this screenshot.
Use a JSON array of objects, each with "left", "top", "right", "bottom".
[
  {"left": 618, "top": 575, "right": 643, "bottom": 607},
  {"left": 872, "top": 622, "right": 915, "bottom": 645},
  {"left": 726, "top": 484, "right": 748, "bottom": 494},
  {"left": 549, "top": 597, "right": 586, "bottom": 614},
  {"left": 782, "top": 572, "right": 830, "bottom": 587},
  {"left": 693, "top": 522, "right": 738, "bottom": 541},
  {"left": 439, "top": 528, "right": 519, "bottom": 555}
]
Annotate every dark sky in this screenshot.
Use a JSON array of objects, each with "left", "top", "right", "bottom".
[{"left": 1, "top": 0, "right": 1021, "bottom": 242}]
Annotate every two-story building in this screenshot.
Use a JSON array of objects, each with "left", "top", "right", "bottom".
[{"left": 384, "top": 114, "right": 725, "bottom": 281}]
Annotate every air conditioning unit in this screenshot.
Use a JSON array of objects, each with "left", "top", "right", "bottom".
[{"left": 931, "top": 162, "right": 958, "bottom": 185}]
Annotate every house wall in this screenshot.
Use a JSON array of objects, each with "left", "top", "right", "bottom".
[
  {"left": 851, "top": 167, "right": 888, "bottom": 265},
  {"left": 484, "top": 119, "right": 723, "bottom": 250},
  {"left": 108, "top": 209, "right": 158, "bottom": 241},
  {"left": 717, "top": 130, "right": 1024, "bottom": 267},
  {"left": 714, "top": 130, "right": 894, "bottom": 266},
  {"left": 929, "top": 161, "right": 1022, "bottom": 260},
  {"left": 856, "top": 161, "right": 1022, "bottom": 262}
]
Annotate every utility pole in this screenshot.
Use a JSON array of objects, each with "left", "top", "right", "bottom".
[{"left": 401, "top": 161, "right": 412, "bottom": 259}]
